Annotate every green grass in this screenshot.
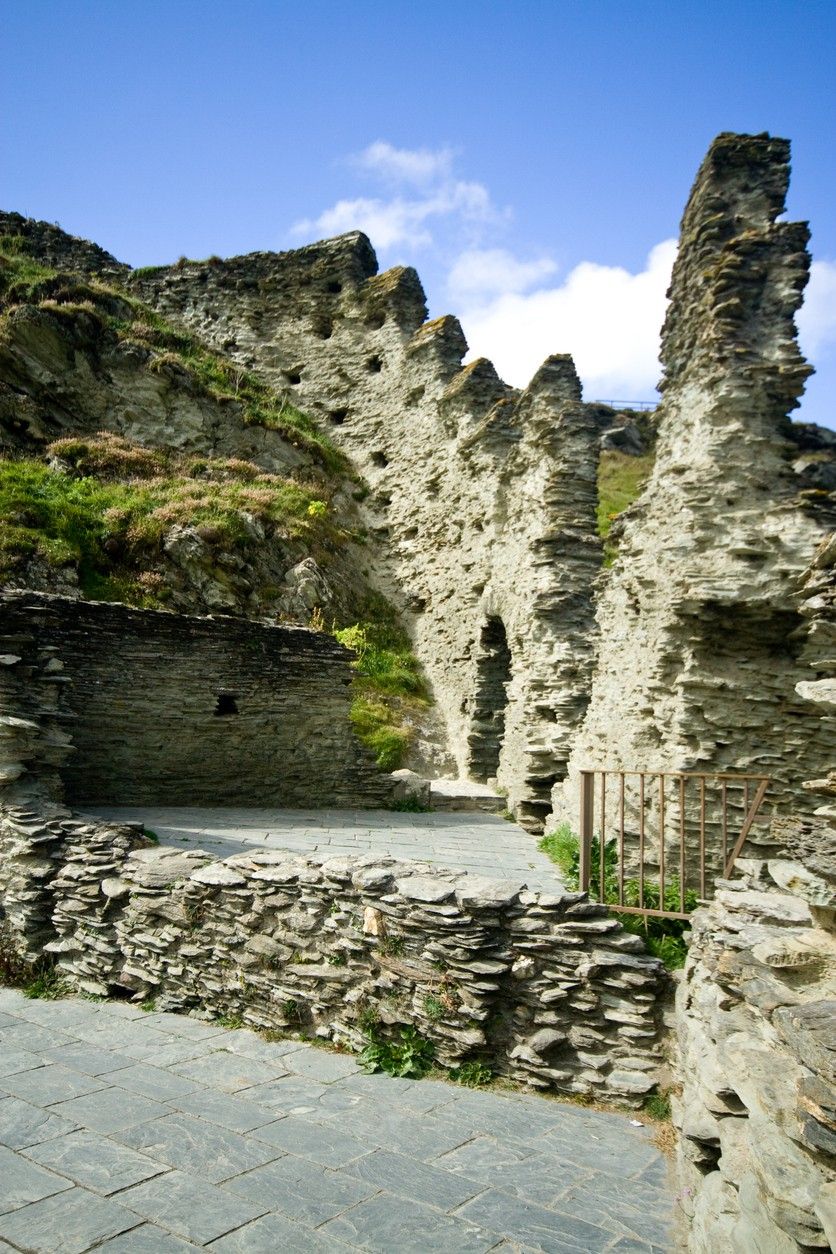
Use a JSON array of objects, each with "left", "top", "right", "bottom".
[
  {"left": 332, "top": 597, "right": 429, "bottom": 771},
  {"left": 0, "top": 235, "right": 58, "bottom": 304},
  {"left": 0, "top": 452, "right": 333, "bottom": 603},
  {"left": 539, "top": 822, "right": 695, "bottom": 969},
  {"left": 597, "top": 450, "right": 655, "bottom": 563},
  {"left": 24, "top": 968, "right": 71, "bottom": 1000}
]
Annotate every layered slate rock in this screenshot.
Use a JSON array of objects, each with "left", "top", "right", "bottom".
[
  {"left": 558, "top": 134, "right": 836, "bottom": 827},
  {"left": 129, "top": 241, "right": 602, "bottom": 826},
  {"left": 0, "top": 805, "right": 666, "bottom": 1103},
  {"left": 0, "top": 590, "right": 393, "bottom": 809},
  {"left": 674, "top": 533, "right": 836, "bottom": 1252}
]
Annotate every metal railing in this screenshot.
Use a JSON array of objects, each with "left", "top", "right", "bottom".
[
  {"left": 578, "top": 769, "right": 770, "bottom": 920},
  {"left": 591, "top": 400, "right": 659, "bottom": 412}
]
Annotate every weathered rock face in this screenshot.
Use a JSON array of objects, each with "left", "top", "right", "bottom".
[
  {"left": 0, "top": 590, "right": 393, "bottom": 809},
  {"left": 675, "top": 535, "right": 836, "bottom": 1252},
  {"left": 557, "top": 134, "right": 836, "bottom": 832},
  {"left": 0, "top": 803, "right": 667, "bottom": 1102},
  {"left": 129, "top": 243, "right": 601, "bottom": 826}
]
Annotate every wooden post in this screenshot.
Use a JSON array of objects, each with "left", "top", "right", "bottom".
[{"left": 579, "top": 771, "right": 594, "bottom": 894}]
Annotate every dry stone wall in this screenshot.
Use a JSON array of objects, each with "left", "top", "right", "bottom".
[
  {"left": 674, "top": 814, "right": 836, "bottom": 1251},
  {"left": 0, "top": 803, "right": 667, "bottom": 1103},
  {"left": 130, "top": 244, "right": 601, "bottom": 826},
  {"left": 0, "top": 590, "right": 392, "bottom": 809},
  {"left": 557, "top": 134, "right": 836, "bottom": 836}
]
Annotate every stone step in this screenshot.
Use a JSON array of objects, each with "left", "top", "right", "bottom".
[{"left": 429, "top": 778, "right": 506, "bottom": 814}]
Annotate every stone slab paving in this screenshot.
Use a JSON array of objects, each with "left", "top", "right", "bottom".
[
  {"left": 86, "top": 807, "right": 565, "bottom": 892},
  {"left": 0, "top": 990, "right": 677, "bottom": 1251}
]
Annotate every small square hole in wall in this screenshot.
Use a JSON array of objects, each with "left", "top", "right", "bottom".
[{"left": 214, "top": 693, "right": 239, "bottom": 716}]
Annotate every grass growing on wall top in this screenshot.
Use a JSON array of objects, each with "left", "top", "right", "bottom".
[
  {"left": 539, "top": 822, "right": 695, "bottom": 969},
  {"left": 0, "top": 236, "right": 58, "bottom": 304}
]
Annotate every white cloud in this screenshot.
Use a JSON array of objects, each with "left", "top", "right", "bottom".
[
  {"left": 797, "top": 259, "right": 836, "bottom": 356},
  {"left": 354, "top": 140, "right": 454, "bottom": 188},
  {"left": 458, "top": 239, "right": 677, "bottom": 398},
  {"left": 447, "top": 248, "right": 558, "bottom": 302},
  {"left": 292, "top": 142, "right": 503, "bottom": 252}
]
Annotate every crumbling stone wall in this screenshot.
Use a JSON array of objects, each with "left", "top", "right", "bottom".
[
  {"left": 130, "top": 243, "right": 601, "bottom": 826},
  {"left": 0, "top": 804, "right": 666, "bottom": 1103},
  {"left": 557, "top": 134, "right": 836, "bottom": 834},
  {"left": 674, "top": 534, "right": 836, "bottom": 1251},
  {"left": 0, "top": 591, "right": 392, "bottom": 808}
]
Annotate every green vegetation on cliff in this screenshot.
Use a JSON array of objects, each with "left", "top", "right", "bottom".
[
  {"left": 0, "top": 441, "right": 333, "bottom": 605},
  {"left": 332, "top": 599, "right": 429, "bottom": 772},
  {"left": 596, "top": 449, "right": 655, "bottom": 563},
  {"left": 0, "top": 234, "right": 342, "bottom": 472}
]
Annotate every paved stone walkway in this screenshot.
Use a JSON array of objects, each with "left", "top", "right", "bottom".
[
  {"left": 87, "top": 808, "right": 565, "bottom": 893},
  {"left": 0, "top": 991, "right": 674, "bottom": 1252}
]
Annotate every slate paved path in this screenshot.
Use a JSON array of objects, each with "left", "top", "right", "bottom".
[
  {"left": 87, "top": 807, "right": 565, "bottom": 893},
  {"left": 0, "top": 990, "right": 675, "bottom": 1252}
]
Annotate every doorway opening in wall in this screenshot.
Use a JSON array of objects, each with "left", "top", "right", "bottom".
[
  {"left": 468, "top": 617, "right": 512, "bottom": 782},
  {"left": 214, "top": 693, "right": 239, "bottom": 716}
]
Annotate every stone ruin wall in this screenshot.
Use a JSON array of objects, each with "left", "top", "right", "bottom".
[
  {"left": 673, "top": 534, "right": 836, "bottom": 1251},
  {"left": 3, "top": 132, "right": 834, "bottom": 837},
  {"left": 0, "top": 590, "right": 392, "bottom": 809},
  {"left": 0, "top": 804, "right": 667, "bottom": 1105},
  {"left": 556, "top": 135, "right": 836, "bottom": 846},
  {"left": 129, "top": 243, "right": 602, "bottom": 829}
]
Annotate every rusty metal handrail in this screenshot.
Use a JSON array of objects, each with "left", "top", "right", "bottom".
[{"left": 578, "top": 769, "right": 770, "bottom": 920}]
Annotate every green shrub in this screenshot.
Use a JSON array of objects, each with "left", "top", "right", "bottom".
[
  {"left": 359, "top": 1025, "right": 435, "bottom": 1079},
  {"left": 449, "top": 1061, "right": 493, "bottom": 1088}
]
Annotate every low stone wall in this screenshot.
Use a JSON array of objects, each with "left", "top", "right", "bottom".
[
  {"left": 0, "top": 591, "right": 392, "bottom": 809},
  {"left": 0, "top": 803, "right": 667, "bottom": 1103},
  {"left": 673, "top": 815, "right": 836, "bottom": 1250}
]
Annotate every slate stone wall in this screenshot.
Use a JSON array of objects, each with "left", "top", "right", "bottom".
[
  {"left": 0, "top": 591, "right": 392, "bottom": 809},
  {"left": 0, "top": 803, "right": 667, "bottom": 1104}
]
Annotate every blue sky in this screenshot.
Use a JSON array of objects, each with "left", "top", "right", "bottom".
[{"left": 3, "top": 0, "right": 835, "bottom": 424}]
